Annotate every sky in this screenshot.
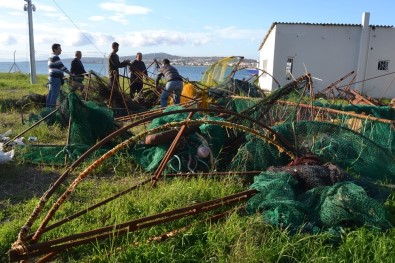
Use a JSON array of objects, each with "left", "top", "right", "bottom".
[{"left": 0, "top": 0, "right": 394, "bottom": 62}]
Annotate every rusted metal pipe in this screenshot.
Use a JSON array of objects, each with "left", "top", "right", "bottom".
[
  {"left": 151, "top": 112, "right": 195, "bottom": 187},
  {"left": 9, "top": 189, "right": 256, "bottom": 262},
  {"left": 26, "top": 171, "right": 261, "bottom": 241},
  {"left": 277, "top": 100, "right": 394, "bottom": 125},
  {"left": 17, "top": 107, "right": 293, "bottom": 245}
]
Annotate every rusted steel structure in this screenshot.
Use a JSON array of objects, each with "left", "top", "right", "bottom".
[{"left": 8, "top": 74, "right": 323, "bottom": 262}]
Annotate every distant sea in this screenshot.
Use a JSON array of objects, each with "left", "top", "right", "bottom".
[{"left": 0, "top": 61, "right": 251, "bottom": 82}]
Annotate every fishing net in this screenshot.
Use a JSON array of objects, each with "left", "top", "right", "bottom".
[
  {"left": 22, "top": 92, "right": 123, "bottom": 165},
  {"left": 234, "top": 121, "right": 395, "bottom": 183},
  {"left": 246, "top": 170, "right": 391, "bottom": 232},
  {"left": 208, "top": 78, "right": 263, "bottom": 114},
  {"left": 229, "top": 134, "right": 290, "bottom": 174},
  {"left": 201, "top": 57, "right": 239, "bottom": 86},
  {"left": 130, "top": 106, "right": 228, "bottom": 173},
  {"left": 313, "top": 102, "right": 395, "bottom": 155}
]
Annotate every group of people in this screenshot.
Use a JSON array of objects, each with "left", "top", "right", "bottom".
[
  {"left": 108, "top": 42, "right": 183, "bottom": 107},
  {"left": 46, "top": 42, "right": 183, "bottom": 109}
]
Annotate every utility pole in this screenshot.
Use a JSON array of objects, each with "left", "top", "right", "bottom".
[{"left": 24, "top": 0, "right": 37, "bottom": 84}]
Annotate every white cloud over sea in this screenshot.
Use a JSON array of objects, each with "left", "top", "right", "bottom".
[{"left": 0, "top": 34, "right": 17, "bottom": 46}]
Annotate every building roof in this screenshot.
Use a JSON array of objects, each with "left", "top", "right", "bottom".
[{"left": 258, "top": 22, "right": 394, "bottom": 50}]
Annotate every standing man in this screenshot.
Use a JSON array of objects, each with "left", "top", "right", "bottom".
[
  {"left": 128, "top": 52, "right": 147, "bottom": 99},
  {"left": 47, "top": 43, "right": 71, "bottom": 108},
  {"left": 108, "top": 42, "right": 130, "bottom": 92},
  {"left": 155, "top": 59, "right": 183, "bottom": 107},
  {"left": 70, "top": 50, "right": 87, "bottom": 84}
]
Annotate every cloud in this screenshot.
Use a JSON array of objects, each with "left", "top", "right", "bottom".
[
  {"left": 94, "top": 33, "right": 115, "bottom": 46},
  {"left": 0, "top": 0, "right": 55, "bottom": 12},
  {"left": 0, "top": 19, "right": 25, "bottom": 30},
  {"left": 89, "top": 16, "right": 106, "bottom": 21},
  {"left": 99, "top": 1, "right": 151, "bottom": 15},
  {"left": 211, "top": 26, "right": 266, "bottom": 41},
  {"left": 43, "top": 12, "right": 68, "bottom": 21},
  {"left": 119, "top": 30, "right": 213, "bottom": 48},
  {"left": 36, "top": 4, "right": 57, "bottom": 13},
  {"left": 0, "top": 0, "right": 22, "bottom": 10},
  {"left": 8, "top": 11, "right": 24, "bottom": 16},
  {"left": 0, "top": 34, "right": 18, "bottom": 46},
  {"left": 109, "top": 14, "right": 128, "bottom": 25},
  {"left": 64, "top": 31, "right": 94, "bottom": 46}
]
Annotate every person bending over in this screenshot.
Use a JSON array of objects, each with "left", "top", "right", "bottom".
[{"left": 155, "top": 59, "right": 183, "bottom": 107}]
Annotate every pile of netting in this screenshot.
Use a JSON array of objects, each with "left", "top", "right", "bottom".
[
  {"left": 246, "top": 169, "right": 391, "bottom": 233},
  {"left": 208, "top": 78, "right": 263, "bottom": 109},
  {"left": 130, "top": 105, "right": 229, "bottom": 173},
  {"left": 216, "top": 76, "right": 394, "bottom": 232},
  {"left": 231, "top": 121, "right": 395, "bottom": 182},
  {"left": 313, "top": 102, "right": 395, "bottom": 155},
  {"left": 16, "top": 69, "right": 393, "bottom": 234},
  {"left": 22, "top": 92, "right": 124, "bottom": 165}
]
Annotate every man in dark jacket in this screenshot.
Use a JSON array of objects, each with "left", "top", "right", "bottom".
[
  {"left": 128, "top": 52, "right": 147, "bottom": 99},
  {"left": 108, "top": 42, "right": 130, "bottom": 92},
  {"left": 155, "top": 59, "right": 183, "bottom": 107},
  {"left": 70, "top": 50, "right": 87, "bottom": 84}
]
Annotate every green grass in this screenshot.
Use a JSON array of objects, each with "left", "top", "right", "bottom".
[
  {"left": 0, "top": 73, "right": 394, "bottom": 262},
  {"left": 0, "top": 73, "right": 48, "bottom": 112}
]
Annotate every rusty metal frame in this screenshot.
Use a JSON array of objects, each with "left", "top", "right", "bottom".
[
  {"left": 9, "top": 189, "right": 256, "bottom": 262},
  {"left": 15, "top": 106, "right": 296, "bottom": 246},
  {"left": 9, "top": 75, "right": 313, "bottom": 261}
]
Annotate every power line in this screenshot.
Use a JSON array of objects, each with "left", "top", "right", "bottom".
[{"left": 52, "top": 0, "right": 105, "bottom": 56}]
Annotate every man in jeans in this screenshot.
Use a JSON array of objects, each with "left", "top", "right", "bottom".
[
  {"left": 155, "top": 59, "right": 183, "bottom": 107},
  {"left": 47, "top": 43, "right": 71, "bottom": 108}
]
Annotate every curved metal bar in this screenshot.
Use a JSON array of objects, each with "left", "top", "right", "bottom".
[
  {"left": 26, "top": 171, "right": 261, "bottom": 242},
  {"left": 17, "top": 106, "right": 295, "bottom": 244},
  {"left": 30, "top": 117, "right": 295, "bottom": 243},
  {"left": 10, "top": 190, "right": 256, "bottom": 262}
]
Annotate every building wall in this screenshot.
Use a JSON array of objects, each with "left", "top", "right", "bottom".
[
  {"left": 272, "top": 24, "right": 360, "bottom": 93},
  {"left": 258, "top": 27, "right": 276, "bottom": 91},
  {"left": 363, "top": 27, "right": 395, "bottom": 98},
  {"left": 259, "top": 23, "right": 395, "bottom": 98}
]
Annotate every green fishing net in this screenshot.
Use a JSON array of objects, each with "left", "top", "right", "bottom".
[
  {"left": 232, "top": 121, "right": 395, "bottom": 183},
  {"left": 130, "top": 106, "right": 228, "bottom": 173},
  {"left": 22, "top": 92, "right": 120, "bottom": 165},
  {"left": 246, "top": 171, "right": 391, "bottom": 231}
]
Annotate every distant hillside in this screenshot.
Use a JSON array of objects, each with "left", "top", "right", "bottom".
[
  {"left": 59, "top": 52, "right": 257, "bottom": 66},
  {"left": 137, "top": 52, "right": 180, "bottom": 60}
]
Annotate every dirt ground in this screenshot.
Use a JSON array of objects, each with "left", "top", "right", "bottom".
[{"left": 0, "top": 163, "right": 60, "bottom": 204}]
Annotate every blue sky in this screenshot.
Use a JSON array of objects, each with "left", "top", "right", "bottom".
[{"left": 0, "top": 0, "right": 393, "bottom": 61}]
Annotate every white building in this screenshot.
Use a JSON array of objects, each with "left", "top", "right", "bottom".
[{"left": 258, "top": 12, "right": 395, "bottom": 99}]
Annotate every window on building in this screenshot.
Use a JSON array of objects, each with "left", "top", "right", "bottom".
[
  {"left": 286, "top": 57, "right": 294, "bottom": 80},
  {"left": 377, "top": 60, "right": 389, "bottom": 71}
]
